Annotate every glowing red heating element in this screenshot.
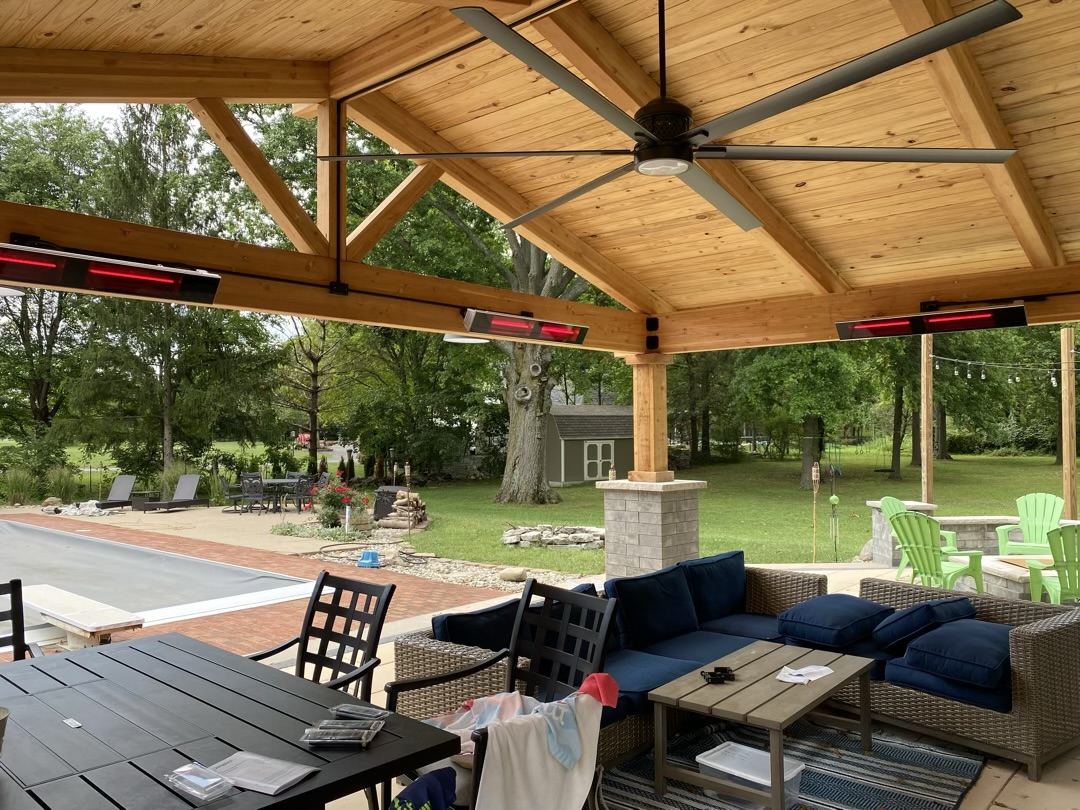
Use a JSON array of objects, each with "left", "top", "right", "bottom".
[
  {"left": 837, "top": 305, "right": 1027, "bottom": 340},
  {"left": 464, "top": 308, "right": 588, "bottom": 344}
]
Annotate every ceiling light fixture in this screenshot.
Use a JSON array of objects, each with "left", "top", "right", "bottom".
[{"left": 442, "top": 333, "right": 490, "bottom": 344}]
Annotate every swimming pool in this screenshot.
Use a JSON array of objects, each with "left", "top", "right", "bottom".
[{"left": 0, "top": 521, "right": 313, "bottom": 632}]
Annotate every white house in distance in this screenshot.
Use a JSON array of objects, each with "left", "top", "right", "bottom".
[{"left": 546, "top": 405, "right": 634, "bottom": 486}]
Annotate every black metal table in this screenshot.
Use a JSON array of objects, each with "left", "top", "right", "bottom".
[
  {"left": 0, "top": 633, "right": 458, "bottom": 809},
  {"left": 262, "top": 479, "right": 298, "bottom": 513}
]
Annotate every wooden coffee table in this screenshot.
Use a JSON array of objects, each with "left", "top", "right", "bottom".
[{"left": 649, "top": 640, "right": 875, "bottom": 810}]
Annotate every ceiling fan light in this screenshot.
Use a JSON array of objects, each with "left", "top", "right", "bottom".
[{"left": 636, "top": 157, "right": 691, "bottom": 176}]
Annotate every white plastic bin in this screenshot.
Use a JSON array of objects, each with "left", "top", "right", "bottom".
[{"left": 696, "top": 741, "right": 804, "bottom": 810}]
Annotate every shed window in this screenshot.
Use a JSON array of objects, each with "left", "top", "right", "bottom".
[{"left": 584, "top": 441, "right": 614, "bottom": 480}]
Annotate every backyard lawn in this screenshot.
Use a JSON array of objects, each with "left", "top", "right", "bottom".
[{"left": 412, "top": 450, "right": 1073, "bottom": 574}]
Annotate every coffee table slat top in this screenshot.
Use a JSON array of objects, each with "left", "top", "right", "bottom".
[{"left": 649, "top": 640, "right": 874, "bottom": 730}]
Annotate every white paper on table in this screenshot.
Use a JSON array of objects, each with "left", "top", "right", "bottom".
[{"left": 776, "top": 665, "right": 834, "bottom": 684}]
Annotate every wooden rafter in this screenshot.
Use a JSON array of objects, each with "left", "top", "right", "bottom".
[
  {"left": 660, "top": 262, "right": 1080, "bottom": 353},
  {"left": 0, "top": 201, "right": 645, "bottom": 353},
  {"left": 346, "top": 163, "right": 444, "bottom": 261},
  {"left": 889, "top": 0, "right": 1063, "bottom": 268},
  {"left": 532, "top": 4, "right": 849, "bottom": 295},
  {"left": 189, "top": 98, "right": 328, "bottom": 256},
  {"left": 0, "top": 48, "right": 328, "bottom": 103},
  {"left": 347, "top": 91, "right": 675, "bottom": 314},
  {"left": 392, "top": 0, "right": 536, "bottom": 11}
]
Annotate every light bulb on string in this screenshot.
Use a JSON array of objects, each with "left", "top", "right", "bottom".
[
  {"left": 1015, "top": 372, "right": 1020, "bottom": 383},
  {"left": 980, "top": 367, "right": 986, "bottom": 380},
  {"left": 1007, "top": 374, "right": 1014, "bottom": 384},
  {"left": 935, "top": 359, "right": 940, "bottom": 370},
  {"left": 966, "top": 367, "right": 972, "bottom": 379},
  {"left": 954, "top": 366, "right": 959, "bottom": 377}
]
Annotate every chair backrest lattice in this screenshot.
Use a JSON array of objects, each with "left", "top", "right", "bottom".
[
  {"left": 1016, "top": 493, "right": 1065, "bottom": 546},
  {"left": 171, "top": 474, "right": 201, "bottom": 500},
  {"left": 504, "top": 580, "right": 616, "bottom": 702},
  {"left": 297, "top": 571, "right": 395, "bottom": 697},
  {"left": 106, "top": 474, "right": 136, "bottom": 501},
  {"left": 293, "top": 475, "right": 319, "bottom": 502},
  {"left": 0, "top": 579, "right": 30, "bottom": 660},
  {"left": 1047, "top": 526, "right": 1080, "bottom": 600},
  {"left": 890, "top": 511, "right": 946, "bottom": 583},
  {"left": 240, "top": 472, "right": 264, "bottom": 498}
]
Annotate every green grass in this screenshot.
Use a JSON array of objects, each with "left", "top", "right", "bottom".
[{"left": 409, "top": 449, "right": 1072, "bottom": 574}]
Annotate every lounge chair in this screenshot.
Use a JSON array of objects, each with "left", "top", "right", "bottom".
[
  {"left": 98, "top": 474, "right": 135, "bottom": 510},
  {"left": 140, "top": 474, "right": 210, "bottom": 512}
]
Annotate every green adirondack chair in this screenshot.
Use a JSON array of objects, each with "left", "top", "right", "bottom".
[
  {"left": 880, "top": 496, "right": 958, "bottom": 581},
  {"left": 1027, "top": 525, "right": 1080, "bottom": 604},
  {"left": 996, "top": 492, "right": 1065, "bottom": 555},
  {"left": 890, "top": 510, "right": 984, "bottom": 593}
]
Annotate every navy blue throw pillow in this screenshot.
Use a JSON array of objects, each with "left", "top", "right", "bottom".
[
  {"left": 432, "top": 598, "right": 520, "bottom": 652},
  {"left": 904, "top": 619, "right": 1012, "bottom": 689},
  {"left": 778, "top": 594, "right": 894, "bottom": 648},
  {"left": 604, "top": 565, "right": 698, "bottom": 650},
  {"left": 677, "top": 551, "right": 746, "bottom": 622},
  {"left": 873, "top": 597, "right": 976, "bottom": 651}
]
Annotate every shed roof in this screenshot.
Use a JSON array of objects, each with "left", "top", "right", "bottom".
[{"left": 550, "top": 405, "right": 634, "bottom": 440}]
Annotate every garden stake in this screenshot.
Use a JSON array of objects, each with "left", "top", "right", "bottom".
[{"left": 812, "top": 461, "right": 820, "bottom": 563}]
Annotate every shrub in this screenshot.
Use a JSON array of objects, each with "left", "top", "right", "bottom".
[
  {"left": 313, "top": 472, "right": 370, "bottom": 528},
  {"left": 2, "top": 466, "right": 36, "bottom": 505},
  {"left": 46, "top": 466, "right": 79, "bottom": 504}
]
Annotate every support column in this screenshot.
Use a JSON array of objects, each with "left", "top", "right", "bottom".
[
  {"left": 921, "top": 334, "right": 934, "bottom": 504},
  {"left": 599, "top": 352, "right": 707, "bottom": 579},
  {"left": 316, "top": 100, "right": 347, "bottom": 261},
  {"left": 1062, "top": 327, "right": 1076, "bottom": 519}
]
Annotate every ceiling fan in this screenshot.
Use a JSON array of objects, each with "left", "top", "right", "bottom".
[{"left": 323, "top": 0, "right": 1021, "bottom": 233}]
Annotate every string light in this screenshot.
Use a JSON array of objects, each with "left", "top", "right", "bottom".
[
  {"left": 935, "top": 359, "right": 940, "bottom": 370},
  {"left": 980, "top": 367, "right": 986, "bottom": 380},
  {"left": 954, "top": 366, "right": 959, "bottom": 376},
  {"left": 1007, "top": 374, "right": 1014, "bottom": 384}
]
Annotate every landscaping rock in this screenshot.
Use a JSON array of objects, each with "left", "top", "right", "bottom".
[
  {"left": 499, "top": 567, "right": 528, "bottom": 582},
  {"left": 857, "top": 539, "right": 875, "bottom": 562},
  {"left": 42, "top": 497, "right": 63, "bottom": 507},
  {"left": 497, "top": 524, "right": 605, "bottom": 550}
]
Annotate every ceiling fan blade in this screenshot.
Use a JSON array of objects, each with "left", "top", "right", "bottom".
[
  {"left": 687, "top": 0, "right": 1020, "bottom": 145},
  {"left": 452, "top": 7, "right": 657, "bottom": 145},
  {"left": 677, "top": 164, "right": 763, "bottom": 232},
  {"left": 319, "top": 149, "right": 635, "bottom": 162},
  {"left": 503, "top": 163, "right": 637, "bottom": 231},
  {"left": 698, "top": 145, "right": 1016, "bottom": 163}
]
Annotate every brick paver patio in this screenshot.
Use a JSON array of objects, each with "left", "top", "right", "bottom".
[{"left": 2, "top": 514, "right": 504, "bottom": 655}]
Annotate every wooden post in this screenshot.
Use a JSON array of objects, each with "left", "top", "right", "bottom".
[
  {"left": 1062, "top": 327, "right": 1077, "bottom": 519},
  {"left": 921, "top": 334, "right": 934, "bottom": 505},
  {"left": 625, "top": 353, "right": 675, "bottom": 483},
  {"left": 316, "top": 100, "right": 347, "bottom": 261}
]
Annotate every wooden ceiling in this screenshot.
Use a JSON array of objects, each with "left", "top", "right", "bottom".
[{"left": 0, "top": 0, "right": 1078, "bottom": 353}]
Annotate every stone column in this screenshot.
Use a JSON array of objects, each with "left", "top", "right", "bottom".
[{"left": 867, "top": 499, "right": 936, "bottom": 565}]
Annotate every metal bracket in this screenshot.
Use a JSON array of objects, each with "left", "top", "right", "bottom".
[{"left": 329, "top": 281, "right": 349, "bottom": 296}]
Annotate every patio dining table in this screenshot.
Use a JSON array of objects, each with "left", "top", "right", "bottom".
[
  {"left": 262, "top": 478, "right": 298, "bottom": 513},
  {"left": 0, "top": 633, "right": 458, "bottom": 809}
]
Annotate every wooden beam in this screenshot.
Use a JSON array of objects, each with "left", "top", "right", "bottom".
[
  {"left": 532, "top": 4, "right": 848, "bottom": 295},
  {"left": 0, "top": 48, "right": 329, "bottom": 103},
  {"left": 346, "top": 163, "right": 444, "bottom": 261},
  {"left": 392, "top": 0, "right": 535, "bottom": 11},
  {"left": 347, "top": 91, "right": 673, "bottom": 314},
  {"left": 317, "top": 101, "right": 348, "bottom": 261},
  {"left": 329, "top": 3, "right": 552, "bottom": 99},
  {"left": 0, "top": 201, "right": 644, "bottom": 354},
  {"left": 889, "top": 0, "right": 1064, "bottom": 269},
  {"left": 625, "top": 353, "right": 675, "bottom": 483},
  {"left": 921, "top": 334, "right": 933, "bottom": 504},
  {"left": 659, "top": 263, "right": 1080, "bottom": 353},
  {"left": 188, "top": 98, "right": 328, "bottom": 256},
  {"left": 1063, "top": 327, "right": 1077, "bottom": 520}
]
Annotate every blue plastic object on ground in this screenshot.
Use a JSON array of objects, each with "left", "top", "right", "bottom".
[{"left": 357, "top": 549, "right": 380, "bottom": 568}]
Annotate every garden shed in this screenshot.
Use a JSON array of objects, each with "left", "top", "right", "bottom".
[{"left": 546, "top": 405, "right": 634, "bottom": 486}]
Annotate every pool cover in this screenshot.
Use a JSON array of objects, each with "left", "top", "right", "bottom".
[{"left": 0, "top": 521, "right": 311, "bottom": 623}]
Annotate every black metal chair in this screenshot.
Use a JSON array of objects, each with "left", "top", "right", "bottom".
[
  {"left": 287, "top": 473, "right": 319, "bottom": 513},
  {"left": 237, "top": 472, "right": 267, "bottom": 513},
  {"left": 384, "top": 580, "right": 617, "bottom": 809},
  {"left": 219, "top": 474, "right": 244, "bottom": 513},
  {"left": 1, "top": 579, "right": 42, "bottom": 660}
]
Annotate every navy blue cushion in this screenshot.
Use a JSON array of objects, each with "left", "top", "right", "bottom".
[
  {"left": 701, "top": 613, "right": 782, "bottom": 642},
  {"left": 677, "top": 551, "right": 746, "bottom": 622},
  {"left": 602, "top": 649, "right": 699, "bottom": 717},
  {"left": 873, "top": 597, "right": 976, "bottom": 651},
  {"left": 904, "top": 619, "right": 1012, "bottom": 689},
  {"left": 432, "top": 598, "right": 520, "bottom": 652},
  {"left": 778, "top": 594, "right": 895, "bottom": 648},
  {"left": 605, "top": 565, "right": 698, "bottom": 649},
  {"left": 885, "top": 659, "right": 1012, "bottom": 713},
  {"left": 642, "top": 630, "right": 757, "bottom": 666}
]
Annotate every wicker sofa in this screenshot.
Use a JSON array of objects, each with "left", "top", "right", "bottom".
[
  {"left": 831, "top": 578, "right": 1080, "bottom": 781},
  {"left": 392, "top": 566, "right": 827, "bottom": 765}
]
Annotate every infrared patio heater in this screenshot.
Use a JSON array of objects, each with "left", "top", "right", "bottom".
[
  {"left": 836, "top": 305, "right": 1028, "bottom": 340},
  {"left": 0, "top": 242, "right": 220, "bottom": 304}
]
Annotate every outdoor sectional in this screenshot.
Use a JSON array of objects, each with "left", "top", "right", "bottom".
[{"left": 393, "top": 556, "right": 1080, "bottom": 780}]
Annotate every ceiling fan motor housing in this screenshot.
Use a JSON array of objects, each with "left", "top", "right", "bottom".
[{"left": 635, "top": 97, "right": 694, "bottom": 140}]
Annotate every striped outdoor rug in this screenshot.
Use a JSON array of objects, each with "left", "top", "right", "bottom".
[{"left": 602, "top": 720, "right": 985, "bottom": 810}]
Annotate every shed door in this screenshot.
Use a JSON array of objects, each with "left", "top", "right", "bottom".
[{"left": 584, "top": 441, "right": 614, "bottom": 480}]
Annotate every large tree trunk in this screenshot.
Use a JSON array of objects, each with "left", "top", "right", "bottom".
[
  {"left": 700, "top": 407, "right": 711, "bottom": 461},
  {"left": 688, "top": 415, "right": 699, "bottom": 461},
  {"left": 307, "top": 359, "right": 320, "bottom": 473},
  {"left": 888, "top": 382, "right": 905, "bottom": 480},
  {"left": 161, "top": 351, "right": 174, "bottom": 477},
  {"left": 911, "top": 408, "right": 921, "bottom": 466},
  {"left": 496, "top": 342, "right": 559, "bottom": 504},
  {"left": 800, "top": 414, "right": 824, "bottom": 489},
  {"left": 934, "top": 401, "right": 951, "bottom": 460}
]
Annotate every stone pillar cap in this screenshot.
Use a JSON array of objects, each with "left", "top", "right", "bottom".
[
  {"left": 597, "top": 479, "right": 708, "bottom": 492},
  {"left": 866, "top": 499, "right": 937, "bottom": 510}
]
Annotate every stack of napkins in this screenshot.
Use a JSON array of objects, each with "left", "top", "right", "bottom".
[{"left": 776, "top": 665, "right": 834, "bottom": 684}]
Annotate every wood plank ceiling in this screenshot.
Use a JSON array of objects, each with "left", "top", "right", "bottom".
[{"left": 0, "top": 0, "right": 1077, "bottom": 349}]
